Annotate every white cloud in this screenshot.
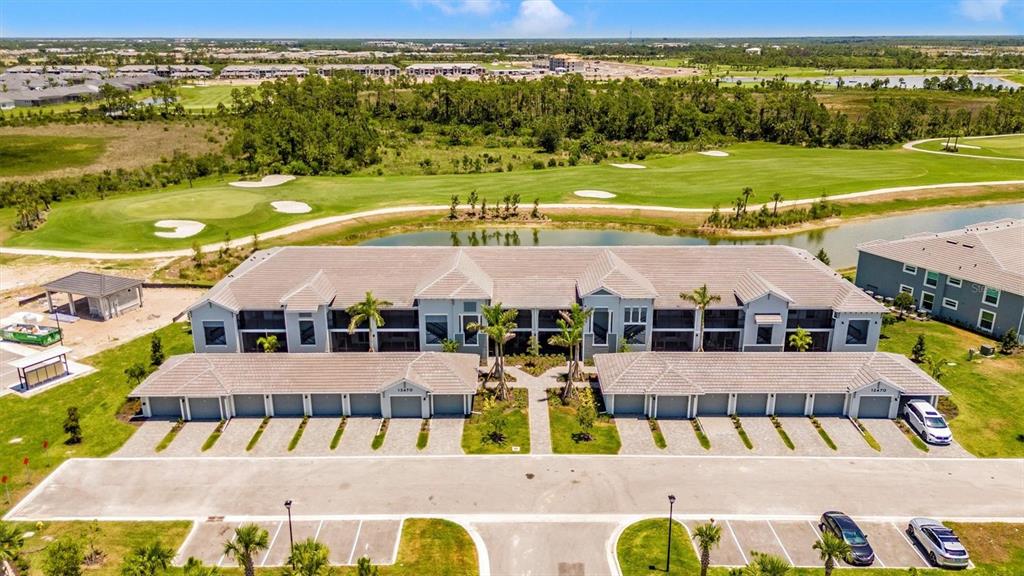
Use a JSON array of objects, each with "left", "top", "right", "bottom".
[
  {"left": 510, "top": 0, "right": 573, "bottom": 36},
  {"left": 420, "top": 0, "right": 504, "bottom": 16},
  {"left": 958, "top": 0, "right": 1008, "bottom": 21}
]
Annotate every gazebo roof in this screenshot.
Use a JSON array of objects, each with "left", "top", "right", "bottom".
[{"left": 43, "top": 272, "right": 142, "bottom": 298}]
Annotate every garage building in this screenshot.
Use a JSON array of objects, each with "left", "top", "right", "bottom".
[
  {"left": 595, "top": 351, "right": 948, "bottom": 419},
  {"left": 131, "top": 351, "right": 478, "bottom": 421}
]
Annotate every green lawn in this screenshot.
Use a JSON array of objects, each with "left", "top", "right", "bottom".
[
  {"left": 0, "top": 323, "right": 194, "bottom": 513},
  {"left": 878, "top": 319, "right": 1024, "bottom": 458},
  {"left": 367, "top": 518, "right": 478, "bottom": 576},
  {"left": 174, "top": 84, "right": 239, "bottom": 111},
  {"left": 462, "top": 388, "right": 530, "bottom": 454},
  {"left": 548, "top": 388, "right": 621, "bottom": 454},
  {"left": 0, "top": 134, "right": 107, "bottom": 177},
  {"left": 5, "top": 140, "right": 1023, "bottom": 252},
  {"left": 912, "top": 134, "right": 1024, "bottom": 160},
  {"left": 618, "top": 519, "right": 1024, "bottom": 576}
]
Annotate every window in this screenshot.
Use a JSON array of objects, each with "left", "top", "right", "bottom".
[
  {"left": 203, "top": 321, "right": 227, "bottom": 347},
  {"left": 924, "top": 270, "right": 939, "bottom": 288},
  {"left": 592, "top": 309, "right": 610, "bottom": 346},
  {"left": 461, "top": 314, "right": 480, "bottom": 346},
  {"left": 920, "top": 292, "right": 934, "bottom": 312},
  {"left": 899, "top": 284, "right": 914, "bottom": 296},
  {"left": 624, "top": 307, "right": 648, "bottom": 324},
  {"left": 983, "top": 287, "right": 1000, "bottom": 306},
  {"left": 946, "top": 276, "right": 962, "bottom": 288},
  {"left": 463, "top": 301, "right": 477, "bottom": 313},
  {"left": 846, "top": 319, "right": 870, "bottom": 345},
  {"left": 942, "top": 298, "right": 959, "bottom": 310},
  {"left": 903, "top": 264, "right": 918, "bottom": 274},
  {"left": 425, "top": 314, "right": 448, "bottom": 345},
  {"left": 756, "top": 325, "right": 773, "bottom": 345},
  {"left": 299, "top": 320, "right": 316, "bottom": 346},
  {"left": 623, "top": 324, "right": 646, "bottom": 345},
  {"left": 978, "top": 310, "right": 996, "bottom": 333}
]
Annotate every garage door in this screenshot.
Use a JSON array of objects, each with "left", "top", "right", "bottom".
[
  {"left": 656, "top": 396, "right": 689, "bottom": 419},
  {"left": 350, "top": 393, "right": 382, "bottom": 417},
  {"left": 432, "top": 394, "right": 465, "bottom": 416},
  {"left": 773, "top": 393, "right": 806, "bottom": 416},
  {"left": 857, "top": 395, "right": 893, "bottom": 419},
  {"left": 311, "top": 394, "right": 343, "bottom": 417},
  {"left": 736, "top": 393, "right": 768, "bottom": 416},
  {"left": 390, "top": 396, "right": 423, "bottom": 418},
  {"left": 614, "top": 394, "right": 645, "bottom": 416},
  {"left": 233, "top": 394, "right": 266, "bottom": 418},
  {"left": 697, "top": 393, "right": 729, "bottom": 416},
  {"left": 812, "top": 393, "right": 846, "bottom": 417},
  {"left": 273, "top": 394, "right": 305, "bottom": 417},
  {"left": 188, "top": 397, "right": 222, "bottom": 421},
  {"left": 149, "top": 396, "right": 182, "bottom": 420}
]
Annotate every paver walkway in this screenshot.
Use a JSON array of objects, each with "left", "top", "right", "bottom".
[
  {"left": 290, "top": 418, "right": 342, "bottom": 456},
  {"left": 421, "top": 417, "right": 465, "bottom": 455},
  {"left": 506, "top": 366, "right": 553, "bottom": 455},
  {"left": 336, "top": 418, "right": 381, "bottom": 456},
  {"left": 741, "top": 418, "right": 791, "bottom": 456},
  {"left": 206, "top": 418, "right": 262, "bottom": 456},
  {"left": 114, "top": 421, "right": 175, "bottom": 457},
  {"left": 378, "top": 419, "right": 421, "bottom": 455},
  {"left": 249, "top": 418, "right": 301, "bottom": 457},
  {"left": 815, "top": 417, "right": 877, "bottom": 456},
  {"left": 615, "top": 417, "right": 660, "bottom": 454},
  {"left": 699, "top": 417, "right": 749, "bottom": 455},
  {"left": 661, "top": 419, "right": 704, "bottom": 454},
  {"left": 161, "top": 421, "right": 220, "bottom": 457}
]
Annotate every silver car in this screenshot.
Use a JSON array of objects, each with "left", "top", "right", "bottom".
[{"left": 906, "top": 518, "right": 969, "bottom": 569}]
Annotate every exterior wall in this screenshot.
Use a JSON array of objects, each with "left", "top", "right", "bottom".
[
  {"left": 417, "top": 299, "right": 488, "bottom": 355},
  {"left": 382, "top": 380, "right": 430, "bottom": 419},
  {"left": 190, "top": 303, "right": 240, "bottom": 353},
  {"left": 581, "top": 294, "right": 654, "bottom": 357},
  {"left": 831, "top": 312, "right": 883, "bottom": 352},
  {"left": 284, "top": 307, "right": 330, "bottom": 353},
  {"left": 741, "top": 294, "right": 790, "bottom": 351},
  {"left": 848, "top": 380, "right": 900, "bottom": 419}
]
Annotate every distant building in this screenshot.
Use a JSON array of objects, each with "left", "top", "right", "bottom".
[
  {"left": 5, "top": 64, "right": 108, "bottom": 76},
  {"left": 548, "top": 54, "right": 584, "bottom": 73},
  {"left": 745, "top": 47, "right": 762, "bottom": 55},
  {"left": 403, "top": 63, "right": 485, "bottom": 79},
  {"left": 219, "top": 64, "right": 308, "bottom": 79},
  {"left": 317, "top": 64, "right": 400, "bottom": 79},
  {"left": 116, "top": 64, "right": 213, "bottom": 79}
]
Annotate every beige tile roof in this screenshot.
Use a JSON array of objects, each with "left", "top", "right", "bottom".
[
  {"left": 43, "top": 271, "right": 141, "bottom": 298},
  {"left": 858, "top": 219, "right": 1024, "bottom": 295},
  {"left": 733, "top": 270, "right": 793, "bottom": 304},
  {"left": 131, "top": 352, "right": 480, "bottom": 398},
  {"left": 594, "top": 351, "right": 948, "bottom": 396},
  {"left": 194, "top": 246, "right": 883, "bottom": 314},
  {"left": 280, "top": 270, "right": 336, "bottom": 311}
]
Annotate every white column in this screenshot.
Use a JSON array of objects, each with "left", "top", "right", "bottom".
[
  {"left": 303, "top": 394, "right": 312, "bottom": 417},
  {"left": 182, "top": 397, "right": 192, "bottom": 421},
  {"left": 727, "top": 393, "right": 737, "bottom": 416},
  {"left": 805, "top": 394, "right": 815, "bottom": 416},
  {"left": 46, "top": 291, "right": 54, "bottom": 314},
  {"left": 843, "top": 394, "right": 851, "bottom": 417},
  {"left": 142, "top": 398, "right": 152, "bottom": 418},
  {"left": 342, "top": 394, "right": 351, "bottom": 417},
  {"left": 691, "top": 396, "right": 700, "bottom": 418},
  {"left": 265, "top": 395, "right": 274, "bottom": 417},
  {"left": 766, "top": 393, "right": 776, "bottom": 416},
  {"left": 67, "top": 292, "right": 77, "bottom": 315}
]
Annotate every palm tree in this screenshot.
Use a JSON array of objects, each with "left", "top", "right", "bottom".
[
  {"left": 223, "top": 524, "right": 270, "bottom": 576},
  {"left": 347, "top": 291, "right": 393, "bottom": 352},
  {"left": 692, "top": 521, "right": 722, "bottom": 576},
  {"left": 0, "top": 522, "right": 24, "bottom": 563},
  {"left": 771, "top": 192, "right": 783, "bottom": 216},
  {"left": 741, "top": 186, "right": 754, "bottom": 214},
  {"left": 681, "top": 284, "right": 721, "bottom": 352},
  {"left": 548, "top": 303, "right": 592, "bottom": 401},
  {"left": 743, "top": 552, "right": 790, "bottom": 576},
  {"left": 256, "top": 334, "right": 279, "bottom": 354},
  {"left": 121, "top": 541, "right": 174, "bottom": 576},
  {"left": 813, "top": 532, "right": 851, "bottom": 576},
  {"left": 788, "top": 327, "right": 813, "bottom": 352},
  {"left": 283, "top": 539, "right": 331, "bottom": 576},
  {"left": 467, "top": 303, "right": 518, "bottom": 401},
  {"left": 184, "top": 557, "right": 222, "bottom": 576}
]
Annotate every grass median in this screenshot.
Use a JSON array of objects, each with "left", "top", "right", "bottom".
[
  {"left": 548, "top": 387, "right": 621, "bottom": 454},
  {"left": 462, "top": 388, "right": 530, "bottom": 454}
]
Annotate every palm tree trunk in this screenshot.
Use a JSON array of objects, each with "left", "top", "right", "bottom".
[
  {"left": 368, "top": 318, "right": 377, "bottom": 352},
  {"left": 561, "top": 345, "right": 577, "bottom": 402},
  {"left": 696, "top": 309, "right": 705, "bottom": 352},
  {"left": 496, "top": 343, "right": 508, "bottom": 401},
  {"left": 824, "top": 557, "right": 834, "bottom": 576},
  {"left": 700, "top": 548, "right": 710, "bottom": 576},
  {"left": 243, "top": 557, "right": 255, "bottom": 576}
]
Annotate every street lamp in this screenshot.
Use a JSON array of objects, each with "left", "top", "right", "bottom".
[
  {"left": 666, "top": 494, "right": 677, "bottom": 573},
  {"left": 284, "top": 499, "right": 294, "bottom": 568}
]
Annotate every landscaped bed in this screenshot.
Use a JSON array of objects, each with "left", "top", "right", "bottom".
[
  {"left": 462, "top": 388, "right": 530, "bottom": 454},
  {"left": 547, "top": 387, "right": 621, "bottom": 454}
]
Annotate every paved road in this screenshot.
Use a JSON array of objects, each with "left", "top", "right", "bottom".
[{"left": 9, "top": 455, "right": 1022, "bottom": 521}]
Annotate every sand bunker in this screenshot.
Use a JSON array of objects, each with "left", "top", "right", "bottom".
[
  {"left": 610, "top": 163, "right": 646, "bottom": 169},
  {"left": 574, "top": 190, "right": 617, "bottom": 199},
  {"left": 271, "top": 200, "right": 312, "bottom": 214},
  {"left": 699, "top": 150, "right": 730, "bottom": 157},
  {"left": 229, "top": 174, "right": 296, "bottom": 188},
  {"left": 154, "top": 220, "right": 205, "bottom": 238}
]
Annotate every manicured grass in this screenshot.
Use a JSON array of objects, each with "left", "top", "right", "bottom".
[
  {"left": 245, "top": 417, "right": 270, "bottom": 451},
  {"left": 174, "top": 84, "right": 238, "bottom": 110},
  {"left": 154, "top": 420, "right": 184, "bottom": 453},
  {"left": 649, "top": 419, "right": 667, "bottom": 449},
  {"left": 200, "top": 420, "right": 227, "bottom": 451},
  {"left": 548, "top": 388, "right": 621, "bottom": 454},
  {"left": 809, "top": 417, "right": 838, "bottom": 450},
  {"left": 330, "top": 417, "right": 347, "bottom": 450},
  {"left": 878, "top": 318, "right": 1024, "bottom": 457},
  {"left": 770, "top": 416, "right": 795, "bottom": 450},
  {"left": 913, "top": 134, "right": 1024, "bottom": 160},
  {"left": 288, "top": 416, "right": 309, "bottom": 451},
  {"left": 417, "top": 420, "right": 430, "bottom": 450},
  {"left": 617, "top": 518, "right": 698, "bottom": 576},
  {"left": 895, "top": 419, "right": 930, "bottom": 452},
  {"left": 0, "top": 134, "right": 107, "bottom": 177},
  {"left": 6, "top": 140, "right": 1023, "bottom": 251},
  {"left": 13, "top": 521, "right": 192, "bottom": 576},
  {"left": 731, "top": 416, "right": 754, "bottom": 450},
  {"left": 371, "top": 419, "right": 389, "bottom": 450},
  {"left": 357, "top": 518, "right": 478, "bottom": 576},
  {"left": 462, "top": 388, "right": 530, "bottom": 454},
  {"left": 0, "top": 323, "right": 193, "bottom": 513},
  {"left": 692, "top": 419, "right": 711, "bottom": 450},
  {"left": 854, "top": 419, "right": 883, "bottom": 452}
]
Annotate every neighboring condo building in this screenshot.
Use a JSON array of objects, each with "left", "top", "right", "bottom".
[
  {"left": 187, "top": 245, "right": 886, "bottom": 359},
  {"left": 856, "top": 219, "right": 1024, "bottom": 342}
]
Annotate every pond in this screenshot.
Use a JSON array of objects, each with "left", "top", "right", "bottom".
[{"left": 361, "top": 203, "right": 1024, "bottom": 269}]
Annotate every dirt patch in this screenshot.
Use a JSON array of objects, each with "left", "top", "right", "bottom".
[{"left": 0, "top": 122, "right": 226, "bottom": 182}]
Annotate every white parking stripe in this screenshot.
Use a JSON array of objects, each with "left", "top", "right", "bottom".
[
  {"left": 217, "top": 529, "right": 236, "bottom": 567},
  {"left": 390, "top": 518, "right": 404, "bottom": 564},
  {"left": 893, "top": 522, "right": 931, "bottom": 566},
  {"left": 262, "top": 522, "right": 282, "bottom": 567},
  {"left": 766, "top": 521, "right": 794, "bottom": 566},
  {"left": 313, "top": 519, "right": 324, "bottom": 542},
  {"left": 726, "top": 521, "right": 748, "bottom": 565},
  {"left": 347, "top": 520, "right": 363, "bottom": 565},
  {"left": 174, "top": 520, "right": 201, "bottom": 565}
]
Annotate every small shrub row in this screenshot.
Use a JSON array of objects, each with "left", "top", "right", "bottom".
[
  {"left": 371, "top": 419, "right": 390, "bottom": 450},
  {"left": 648, "top": 418, "right": 667, "bottom": 449},
  {"left": 155, "top": 419, "right": 185, "bottom": 453},
  {"left": 417, "top": 419, "right": 430, "bottom": 450},
  {"left": 853, "top": 418, "right": 882, "bottom": 452},
  {"left": 809, "top": 416, "right": 838, "bottom": 450},
  {"left": 769, "top": 415, "right": 795, "bottom": 450},
  {"left": 201, "top": 420, "right": 227, "bottom": 452},
  {"left": 246, "top": 417, "right": 271, "bottom": 452},
  {"left": 691, "top": 419, "right": 711, "bottom": 450},
  {"left": 731, "top": 415, "right": 754, "bottom": 450},
  {"left": 894, "top": 419, "right": 930, "bottom": 452},
  {"left": 288, "top": 416, "right": 310, "bottom": 452},
  {"left": 330, "top": 417, "right": 348, "bottom": 450}
]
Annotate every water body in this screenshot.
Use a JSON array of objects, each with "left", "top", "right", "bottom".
[
  {"left": 720, "top": 74, "right": 1020, "bottom": 90},
  {"left": 362, "top": 203, "right": 1024, "bottom": 268}
]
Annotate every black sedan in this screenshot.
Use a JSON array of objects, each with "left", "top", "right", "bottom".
[{"left": 819, "top": 511, "right": 876, "bottom": 566}]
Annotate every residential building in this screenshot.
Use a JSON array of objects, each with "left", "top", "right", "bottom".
[
  {"left": 317, "top": 64, "right": 400, "bottom": 78},
  {"left": 403, "top": 63, "right": 485, "bottom": 79},
  {"left": 188, "top": 246, "right": 885, "bottom": 359},
  {"left": 218, "top": 64, "right": 308, "bottom": 79},
  {"left": 115, "top": 64, "right": 214, "bottom": 78},
  {"left": 856, "top": 219, "right": 1024, "bottom": 341}
]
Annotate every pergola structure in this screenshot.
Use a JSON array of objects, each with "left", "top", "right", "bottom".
[
  {"left": 11, "top": 345, "right": 71, "bottom": 391},
  {"left": 43, "top": 271, "right": 143, "bottom": 321}
]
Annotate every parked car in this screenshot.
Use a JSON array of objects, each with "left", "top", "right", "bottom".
[
  {"left": 907, "top": 518, "right": 970, "bottom": 569},
  {"left": 903, "top": 399, "right": 952, "bottom": 445},
  {"left": 819, "top": 511, "right": 875, "bottom": 566}
]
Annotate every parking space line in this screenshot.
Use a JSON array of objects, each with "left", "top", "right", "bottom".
[
  {"left": 893, "top": 522, "right": 931, "bottom": 566},
  {"left": 726, "top": 521, "right": 748, "bottom": 565},
  {"left": 347, "top": 520, "right": 363, "bottom": 565},
  {"left": 261, "top": 522, "right": 283, "bottom": 567},
  {"left": 390, "top": 518, "right": 404, "bottom": 564},
  {"left": 766, "top": 521, "right": 794, "bottom": 566},
  {"left": 217, "top": 530, "right": 236, "bottom": 567},
  {"left": 174, "top": 521, "right": 201, "bottom": 565},
  {"left": 875, "top": 549, "right": 887, "bottom": 568},
  {"left": 314, "top": 519, "right": 324, "bottom": 542}
]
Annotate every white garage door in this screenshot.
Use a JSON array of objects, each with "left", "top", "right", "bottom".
[
  {"left": 311, "top": 394, "right": 343, "bottom": 417},
  {"left": 432, "top": 394, "right": 465, "bottom": 416},
  {"left": 697, "top": 393, "right": 729, "bottom": 416},
  {"left": 188, "top": 397, "right": 222, "bottom": 421},
  {"left": 773, "top": 393, "right": 806, "bottom": 416},
  {"left": 656, "top": 396, "right": 688, "bottom": 419},
  {"left": 149, "top": 396, "right": 182, "bottom": 420},
  {"left": 812, "top": 393, "right": 846, "bottom": 417},
  {"left": 233, "top": 394, "right": 266, "bottom": 418},
  {"left": 857, "top": 396, "right": 893, "bottom": 419},
  {"left": 390, "top": 396, "right": 423, "bottom": 418},
  {"left": 614, "top": 394, "right": 646, "bottom": 416},
  {"left": 735, "top": 393, "right": 768, "bottom": 416},
  {"left": 350, "top": 393, "right": 382, "bottom": 417},
  {"left": 273, "top": 394, "right": 305, "bottom": 417}
]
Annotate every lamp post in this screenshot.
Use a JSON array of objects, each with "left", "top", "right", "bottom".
[
  {"left": 284, "top": 500, "right": 294, "bottom": 568},
  {"left": 666, "top": 494, "right": 677, "bottom": 573}
]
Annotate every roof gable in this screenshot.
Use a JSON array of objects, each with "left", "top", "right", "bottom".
[{"left": 577, "top": 250, "right": 659, "bottom": 299}]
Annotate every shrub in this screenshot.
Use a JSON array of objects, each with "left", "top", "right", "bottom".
[{"left": 1000, "top": 328, "right": 1019, "bottom": 354}]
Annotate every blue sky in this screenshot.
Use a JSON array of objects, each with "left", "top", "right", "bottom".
[{"left": 2, "top": 1, "right": 1022, "bottom": 38}]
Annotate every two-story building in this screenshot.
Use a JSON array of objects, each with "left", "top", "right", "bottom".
[
  {"left": 188, "top": 245, "right": 886, "bottom": 359},
  {"left": 856, "top": 219, "right": 1024, "bottom": 342}
]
